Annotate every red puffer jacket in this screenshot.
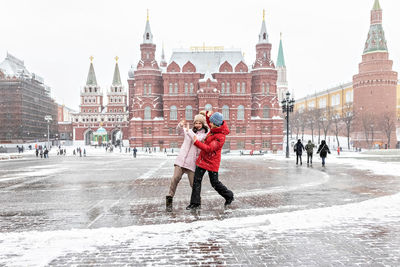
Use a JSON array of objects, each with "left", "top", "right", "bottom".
[{"left": 194, "top": 114, "right": 230, "bottom": 172}]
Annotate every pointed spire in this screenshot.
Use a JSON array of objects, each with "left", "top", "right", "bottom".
[
  {"left": 143, "top": 9, "right": 153, "bottom": 44},
  {"left": 160, "top": 43, "right": 167, "bottom": 67},
  {"left": 112, "top": 56, "right": 122, "bottom": 86},
  {"left": 373, "top": 0, "right": 381, "bottom": 10},
  {"left": 277, "top": 33, "right": 286, "bottom": 67},
  {"left": 258, "top": 9, "right": 269, "bottom": 44},
  {"left": 364, "top": 0, "right": 387, "bottom": 54},
  {"left": 86, "top": 56, "right": 97, "bottom": 86}
]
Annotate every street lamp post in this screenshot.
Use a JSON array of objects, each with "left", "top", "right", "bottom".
[
  {"left": 281, "top": 91, "right": 295, "bottom": 158},
  {"left": 44, "top": 115, "right": 52, "bottom": 149}
]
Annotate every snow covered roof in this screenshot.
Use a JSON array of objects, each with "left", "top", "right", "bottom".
[
  {"left": 0, "top": 53, "right": 31, "bottom": 78},
  {"left": 169, "top": 49, "right": 246, "bottom": 74}
]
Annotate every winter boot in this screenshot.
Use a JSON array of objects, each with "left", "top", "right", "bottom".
[
  {"left": 186, "top": 204, "right": 201, "bottom": 210},
  {"left": 224, "top": 196, "right": 234, "bottom": 207},
  {"left": 166, "top": 196, "right": 173, "bottom": 212}
]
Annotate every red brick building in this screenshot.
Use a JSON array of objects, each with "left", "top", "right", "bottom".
[
  {"left": 352, "top": 0, "right": 398, "bottom": 148},
  {"left": 128, "top": 13, "right": 283, "bottom": 150},
  {"left": 72, "top": 58, "right": 129, "bottom": 146}
]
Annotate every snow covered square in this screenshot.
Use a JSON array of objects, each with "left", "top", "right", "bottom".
[{"left": 0, "top": 147, "right": 400, "bottom": 266}]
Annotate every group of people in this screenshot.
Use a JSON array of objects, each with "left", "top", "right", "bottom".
[
  {"left": 35, "top": 146, "right": 49, "bottom": 158},
  {"left": 165, "top": 110, "right": 234, "bottom": 212},
  {"left": 293, "top": 139, "right": 331, "bottom": 166}
]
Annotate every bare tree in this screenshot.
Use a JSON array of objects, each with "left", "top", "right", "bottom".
[
  {"left": 314, "top": 108, "right": 323, "bottom": 144},
  {"left": 299, "top": 112, "right": 306, "bottom": 141},
  {"left": 290, "top": 111, "right": 301, "bottom": 140},
  {"left": 331, "top": 109, "right": 341, "bottom": 149},
  {"left": 342, "top": 103, "right": 355, "bottom": 150},
  {"left": 378, "top": 112, "right": 396, "bottom": 148},
  {"left": 320, "top": 106, "right": 333, "bottom": 141},
  {"left": 305, "top": 109, "right": 316, "bottom": 143},
  {"left": 361, "top": 112, "right": 376, "bottom": 149}
]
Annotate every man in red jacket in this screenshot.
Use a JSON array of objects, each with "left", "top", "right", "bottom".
[{"left": 186, "top": 110, "right": 234, "bottom": 210}]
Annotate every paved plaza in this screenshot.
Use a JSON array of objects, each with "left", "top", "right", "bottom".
[{"left": 0, "top": 148, "right": 400, "bottom": 266}]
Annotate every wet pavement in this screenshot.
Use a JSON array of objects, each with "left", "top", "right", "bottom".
[{"left": 0, "top": 149, "right": 400, "bottom": 266}]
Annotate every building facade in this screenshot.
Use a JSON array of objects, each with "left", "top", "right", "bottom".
[
  {"left": 0, "top": 53, "right": 58, "bottom": 143},
  {"left": 58, "top": 104, "right": 76, "bottom": 142},
  {"left": 71, "top": 58, "right": 129, "bottom": 146},
  {"left": 128, "top": 12, "right": 283, "bottom": 151}
]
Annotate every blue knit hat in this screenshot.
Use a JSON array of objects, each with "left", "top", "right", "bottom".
[{"left": 209, "top": 112, "right": 223, "bottom": 126}]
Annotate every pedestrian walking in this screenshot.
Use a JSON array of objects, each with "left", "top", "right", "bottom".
[
  {"left": 79, "top": 148, "right": 82, "bottom": 157},
  {"left": 186, "top": 111, "right": 234, "bottom": 210},
  {"left": 305, "top": 140, "right": 315, "bottom": 165},
  {"left": 133, "top": 147, "right": 137, "bottom": 158},
  {"left": 166, "top": 114, "right": 208, "bottom": 212},
  {"left": 316, "top": 140, "right": 331, "bottom": 167},
  {"left": 35, "top": 149, "right": 39, "bottom": 157},
  {"left": 337, "top": 146, "right": 340, "bottom": 155},
  {"left": 83, "top": 149, "right": 86, "bottom": 157},
  {"left": 294, "top": 139, "right": 305, "bottom": 165}
]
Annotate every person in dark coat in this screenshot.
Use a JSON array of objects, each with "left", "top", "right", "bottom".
[
  {"left": 304, "top": 140, "right": 315, "bottom": 165},
  {"left": 186, "top": 111, "right": 234, "bottom": 210},
  {"left": 133, "top": 147, "right": 137, "bottom": 158},
  {"left": 316, "top": 140, "right": 331, "bottom": 167},
  {"left": 294, "top": 139, "right": 305, "bottom": 165}
]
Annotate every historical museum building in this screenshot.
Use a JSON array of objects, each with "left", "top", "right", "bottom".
[
  {"left": 71, "top": 58, "right": 129, "bottom": 146},
  {"left": 0, "top": 53, "right": 58, "bottom": 143},
  {"left": 128, "top": 12, "right": 284, "bottom": 150},
  {"left": 294, "top": 0, "right": 399, "bottom": 149}
]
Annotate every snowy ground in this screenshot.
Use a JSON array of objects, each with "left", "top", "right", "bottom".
[{"left": 0, "top": 147, "right": 400, "bottom": 266}]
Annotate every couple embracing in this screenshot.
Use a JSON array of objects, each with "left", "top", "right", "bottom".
[{"left": 166, "top": 110, "right": 234, "bottom": 211}]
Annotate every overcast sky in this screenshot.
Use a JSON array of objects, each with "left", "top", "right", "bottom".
[{"left": 1, "top": 0, "right": 399, "bottom": 110}]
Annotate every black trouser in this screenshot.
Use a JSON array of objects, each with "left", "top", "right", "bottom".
[
  {"left": 190, "top": 166, "right": 233, "bottom": 205},
  {"left": 296, "top": 154, "right": 302, "bottom": 164},
  {"left": 307, "top": 152, "right": 313, "bottom": 164}
]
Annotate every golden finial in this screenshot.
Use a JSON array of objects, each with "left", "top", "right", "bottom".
[
  {"left": 115, "top": 56, "right": 119, "bottom": 62},
  {"left": 243, "top": 52, "right": 245, "bottom": 57},
  {"left": 89, "top": 56, "right": 94, "bottom": 63},
  {"left": 147, "top": 9, "right": 149, "bottom": 21},
  {"left": 263, "top": 9, "right": 265, "bottom": 21},
  {"left": 280, "top": 32, "right": 282, "bottom": 40}
]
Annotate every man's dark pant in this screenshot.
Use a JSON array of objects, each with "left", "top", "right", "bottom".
[
  {"left": 307, "top": 152, "right": 313, "bottom": 164},
  {"left": 296, "top": 154, "right": 302, "bottom": 165},
  {"left": 190, "top": 166, "right": 233, "bottom": 205}
]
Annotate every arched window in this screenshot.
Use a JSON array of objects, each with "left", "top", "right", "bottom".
[
  {"left": 263, "top": 33, "right": 266, "bottom": 40},
  {"left": 237, "top": 105, "right": 244, "bottom": 120},
  {"left": 205, "top": 104, "right": 212, "bottom": 111},
  {"left": 185, "top": 83, "right": 188, "bottom": 95},
  {"left": 146, "top": 33, "right": 149, "bottom": 40},
  {"left": 170, "top": 105, "right": 177, "bottom": 120},
  {"left": 144, "top": 106, "right": 151, "bottom": 120},
  {"left": 222, "top": 105, "right": 229, "bottom": 120},
  {"left": 185, "top": 106, "right": 193, "bottom": 121},
  {"left": 221, "top": 82, "right": 225, "bottom": 94},
  {"left": 143, "top": 84, "right": 147, "bottom": 95},
  {"left": 242, "top": 82, "right": 246, "bottom": 93},
  {"left": 190, "top": 83, "right": 194, "bottom": 94},
  {"left": 169, "top": 83, "right": 173, "bottom": 94},
  {"left": 174, "top": 83, "right": 178, "bottom": 94},
  {"left": 226, "top": 82, "right": 230, "bottom": 94},
  {"left": 266, "top": 83, "right": 270, "bottom": 95},
  {"left": 237, "top": 82, "right": 241, "bottom": 93},
  {"left": 262, "top": 83, "right": 265, "bottom": 94},
  {"left": 263, "top": 106, "right": 270, "bottom": 118},
  {"left": 148, "top": 84, "right": 151, "bottom": 95}
]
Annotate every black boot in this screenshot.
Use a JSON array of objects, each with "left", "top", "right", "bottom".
[
  {"left": 225, "top": 195, "right": 234, "bottom": 207},
  {"left": 186, "top": 204, "right": 201, "bottom": 210},
  {"left": 166, "top": 196, "right": 173, "bottom": 212}
]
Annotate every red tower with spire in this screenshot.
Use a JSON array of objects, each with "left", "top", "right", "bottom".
[{"left": 352, "top": 0, "right": 398, "bottom": 149}]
